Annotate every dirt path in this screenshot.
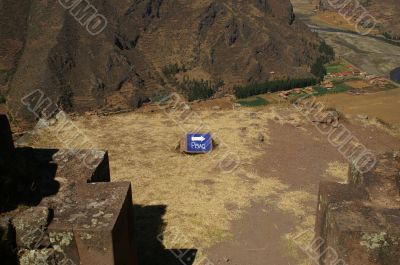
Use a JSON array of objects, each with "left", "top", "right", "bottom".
[{"left": 207, "top": 204, "right": 298, "bottom": 265}]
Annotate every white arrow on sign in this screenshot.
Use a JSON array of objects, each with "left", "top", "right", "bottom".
[{"left": 191, "top": 136, "right": 206, "bottom": 142}]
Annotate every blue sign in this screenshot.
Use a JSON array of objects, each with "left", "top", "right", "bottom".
[{"left": 187, "top": 133, "right": 212, "bottom": 153}]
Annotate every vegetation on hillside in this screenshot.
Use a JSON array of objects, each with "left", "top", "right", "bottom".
[
  {"left": 162, "top": 63, "right": 224, "bottom": 101},
  {"left": 0, "top": 93, "right": 5, "bottom": 104},
  {"left": 179, "top": 78, "right": 223, "bottom": 101},
  {"left": 236, "top": 97, "right": 269, "bottom": 107},
  {"left": 326, "top": 62, "right": 348, "bottom": 74},
  {"left": 383, "top": 32, "right": 400, "bottom": 40},
  {"left": 311, "top": 58, "right": 327, "bottom": 80},
  {"left": 319, "top": 41, "right": 335, "bottom": 63},
  {"left": 162, "top": 63, "right": 188, "bottom": 79},
  {"left": 310, "top": 41, "right": 335, "bottom": 81},
  {"left": 234, "top": 78, "right": 318, "bottom": 99}
]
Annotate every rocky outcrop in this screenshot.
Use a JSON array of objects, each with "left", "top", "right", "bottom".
[
  {"left": 3, "top": 0, "right": 324, "bottom": 125},
  {"left": 315, "top": 152, "right": 400, "bottom": 265}
]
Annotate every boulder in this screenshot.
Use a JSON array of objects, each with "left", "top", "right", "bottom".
[{"left": 311, "top": 110, "right": 340, "bottom": 125}]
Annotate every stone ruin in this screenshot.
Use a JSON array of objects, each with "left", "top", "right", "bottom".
[
  {"left": 0, "top": 115, "right": 137, "bottom": 264},
  {"left": 316, "top": 152, "right": 400, "bottom": 265}
]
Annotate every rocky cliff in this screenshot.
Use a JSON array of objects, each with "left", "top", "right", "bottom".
[{"left": 1, "top": 0, "right": 324, "bottom": 124}]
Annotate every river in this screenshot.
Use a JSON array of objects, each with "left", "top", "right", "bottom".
[
  {"left": 308, "top": 25, "right": 400, "bottom": 47},
  {"left": 390, "top": 68, "right": 400, "bottom": 84}
]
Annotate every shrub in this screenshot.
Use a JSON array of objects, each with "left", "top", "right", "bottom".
[
  {"left": 162, "top": 63, "right": 188, "bottom": 79},
  {"left": 162, "top": 63, "right": 180, "bottom": 77}
]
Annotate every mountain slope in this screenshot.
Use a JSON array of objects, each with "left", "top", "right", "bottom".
[{"left": 1, "top": 0, "right": 325, "bottom": 124}]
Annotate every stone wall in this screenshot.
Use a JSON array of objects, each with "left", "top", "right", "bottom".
[
  {"left": 315, "top": 152, "right": 400, "bottom": 265},
  {"left": 0, "top": 114, "right": 137, "bottom": 265}
]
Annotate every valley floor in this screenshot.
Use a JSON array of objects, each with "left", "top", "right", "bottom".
[{"left": 291, "top": 0, "right": 400, "bottom": 78}]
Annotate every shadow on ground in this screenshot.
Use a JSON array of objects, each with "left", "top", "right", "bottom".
[
  {"left": 0, "top": 148, "right": 60, "bottom": 213},
  {"left": 0, "top": 147, "right": 60, "bottom": 264},
  {"left": 134, "top": 205, "right": 197, "bottom": 265}
]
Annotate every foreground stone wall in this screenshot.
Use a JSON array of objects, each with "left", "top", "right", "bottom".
[
  {"left": 316, "top": 152, "right": 400, "bottom": 265},
  {"left": 0, "top": 114, "right": 137, "bottom": 265}
]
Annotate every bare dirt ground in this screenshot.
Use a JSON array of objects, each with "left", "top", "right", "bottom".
[
  {"left": 207, "top": 118, "right": 400, "bottom": 265},
  {"left": 21, "top": 101, "right": 400, "bottom": 265}
]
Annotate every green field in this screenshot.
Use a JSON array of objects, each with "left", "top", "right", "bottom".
[
  {"left": 236, "top": 96, "right": 269, "bottom": 107},
  {"left": 288, "top": 81, "right": 353, "bottom": 102},
  {"left": 234, "top": 80, "right": 354, "bottom": 106},
  {"left": 326, "top": 63, "right": 349, "bottom": 74}
]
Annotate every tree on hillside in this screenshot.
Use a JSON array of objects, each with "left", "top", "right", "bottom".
[
  {"left": 311, "top": 58, "right": 327, "bottom": 80},
  {"left": 319, "top": 41, "right": 335, "bottom": 63}
]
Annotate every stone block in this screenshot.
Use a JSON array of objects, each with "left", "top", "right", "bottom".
[
  {"left": 0, "top": 123, "right": 135, "bottom": 264},
  {"left": 349, "top": 152, "right": 400, "bottom": 209},
  {"left": 12, "top": 207, "right": 51, "bottom": 249},
  {"left": 315, "top": 181, "right": 368, "bottom": 241},
  {"left": 47, "top": 182, "right": 136, "bottom": 265},
  {"left": 322, "top": 202, "right": 400, "bottom": 265},
  {"left": 51, "top": 149, "right": 110, "bottom": 183},
  {"left": 48, "top": 225, "right": 80, "bottom": 264},
  {"left": 316, "top": 152, "right": 400, "bottom": 265},
  {"left": 39, "top": 149, "right": 111, "bottom": 209}
]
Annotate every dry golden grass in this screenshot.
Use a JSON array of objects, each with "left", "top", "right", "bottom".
[
  {"left": 27, "top": 108, "right": 302, "bottom": 255},
  {"left": 359, "top": 117, "right": 400, "bottom": 138},
  {"left": 24, "top": 106, "right": 330, "bottom": 264},
  {"left": 278, "top": 190, "right": 317, "bottom": 265},
  {"left": 318, "top": 88, "right": 400, "bottom": 126},
  {"left": 345, "top": 80, "right": 370, "bottom": 89},
  {"left": 325, "top": 161, "right": 349, "bottom": 183}
]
